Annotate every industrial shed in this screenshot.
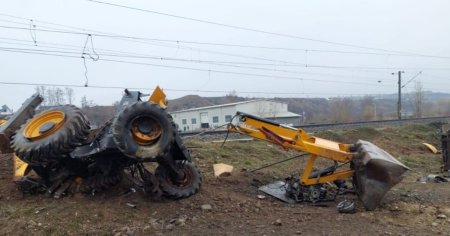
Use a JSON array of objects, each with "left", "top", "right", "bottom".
[{"left": 170, "top": 100, "right": 301, "bottom": 132}]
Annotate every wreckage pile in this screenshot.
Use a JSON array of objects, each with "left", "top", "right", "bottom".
[{"left": 0, "top": 88, "right": 201, "bottom": 199}]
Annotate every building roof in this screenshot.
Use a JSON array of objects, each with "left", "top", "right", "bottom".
[
  {"left": 170, "top": 99, "right": 272, "bottom": 113},
  {"left": 261, "top": 111, "right": 301, "bottom": 118}
]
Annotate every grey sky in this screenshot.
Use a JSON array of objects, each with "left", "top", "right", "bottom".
[{"left": 1, "top": 0, "right": 450, "bottom": 110}]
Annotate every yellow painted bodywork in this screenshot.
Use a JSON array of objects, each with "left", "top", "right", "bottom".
[
  {"left": 0, "top": 119, "right": 7, "bottom": 126},
  {"left": 422, "top": 142, "right": 438, "bottom": 154},
  {"left": 13, "top": 154, "right": 30, "bottom": 182},
  {"left": 228, "top": 115, "right": 355, "bottom": 186},
  {"left": 149, "top": 86, "right": 168, "bottom": 109}
]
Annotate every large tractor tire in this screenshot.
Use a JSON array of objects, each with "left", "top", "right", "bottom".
[
  {"left": 85, "top": 157, "right": 124, "bottom": 191},
  {"left": 111, "top": 102, "right": 176, "bottom": 160},
  {"left": 155, "top": 161, "right": 201, "bottom": 199},
  {"left": 11, "top": 105, "right": 90, "bottom": 165}
]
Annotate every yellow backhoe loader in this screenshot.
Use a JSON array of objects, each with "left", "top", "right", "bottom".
[
  {"left": 228, "top": 112, "right": 409, "bottom": 210},
  {"left": 1, "top": 89, "right": 408, "bottom": 210},
  {"left": 0, "top": 87, "right": 201, "bottom": 199}
]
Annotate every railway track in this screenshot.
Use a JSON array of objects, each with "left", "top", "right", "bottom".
[{"left": 180, "top": 116, "right": 450, "bottom": 136}]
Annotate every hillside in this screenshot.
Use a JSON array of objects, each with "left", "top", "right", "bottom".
[
  {"left": 78, "top": 92, "right": 450, "bottom": 126},
  {"left": 167, "top": 92, "right": 450, "bottom": 124}
]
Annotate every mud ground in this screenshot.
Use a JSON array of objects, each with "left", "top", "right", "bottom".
[{"left": 0, "top": 125, "right": 449, "bottom": 235}]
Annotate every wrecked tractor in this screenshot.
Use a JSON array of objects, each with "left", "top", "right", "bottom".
[{"left": 0, "top": 87, "right": 201, "bottom": 199}]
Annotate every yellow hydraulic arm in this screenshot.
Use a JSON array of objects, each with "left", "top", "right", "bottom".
[{"left": 228, "top": 112, "right": 355, "bottom": 185}]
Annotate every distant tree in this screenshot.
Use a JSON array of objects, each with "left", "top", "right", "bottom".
[
  {"left": 65, "top": 87, "right": 75, "bottom": 105},
  {"left": 54, "top": 87, "right": 65, "bottom": 105},
  {"left": 376, "top": 106, "right": 385, "bottom": 120},
  {"left": 226, "top": 90, "right": 238, "bottom": 97},
  {"left": 35, "top": 86, "right": 47, "bottom": 106},
  {"left": 35, "top": 86, "right": 66, "bottom": 106},
  {"left": 360, "top": 96, "right": 375, "bottom": 121},
  {"left": 80, "top": 95, "right": 95, "bottom": 108},
  {"left": 413, "top": 80, "right": 425, "bottom": 118},
  {"left": 330, "top": 97, "right": 353, "bottom": 123}
]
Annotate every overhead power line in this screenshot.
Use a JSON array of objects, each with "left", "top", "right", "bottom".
[
  {"left": 0, "top": 16, "right": 419, "bottom": 58},
  {"left": 1, "top": 12, "right": 450, "bottom": 60},
  {"left": 86, "top": 0, "right": 450, "bottom": 58},
  {"left": 0, "top": 39, "right": 391, "bottom": 81},
  {"left": 0, "top": 81, "right": 383, "bottom": 96},
  {"left": 0, "top": 46, "right": 390, "bottom": 86},
  {"left": 2, "top": 26, "right": 449, "bottom": 71},
  {"left": 0, "top": 24, "right": 306, "bottom": 66}
]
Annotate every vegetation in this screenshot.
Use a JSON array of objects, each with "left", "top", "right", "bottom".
[{"left": 30, "top": 85, "right": 450, "bottom": 126}]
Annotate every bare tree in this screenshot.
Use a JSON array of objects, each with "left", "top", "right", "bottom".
[
  {"left": 413, "top": 80, "right": 425, "bottom": 118},
  {"left": 330, "top": 97, "right": 354, "bottom": 123},
  {"left": 81, "top": 96, "right": 88, "bottom": 109},
  {"left": 54, "top": 87, "right": 65, "bottom": 105},
  {"left": 81, "top": 95, "right": 95, "bottom": 109},
  {"left": 360, "top": 96, "right": 375, "bottom": 121},
  {"left": 227, "top": 90, "right": 237, "bottom": 97},
  {"left": 35, "top": 86, "right": 68, "bottom": 106},
  {"left": 35, "top": 86, "right": 48, "bottom": 106},
  {"left": 65, "top": 87, "right": 75, "bottom": 105}
]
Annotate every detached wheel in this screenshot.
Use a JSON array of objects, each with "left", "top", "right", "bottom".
[
  {"left": 155, "top": 162, "right": 201, "bottom": 199},
  {"left": 112, "top": 102, "right": 176, "bottom": 159},
  {"left": 11, "top": 105, "right": 90, "bottom": 165}
]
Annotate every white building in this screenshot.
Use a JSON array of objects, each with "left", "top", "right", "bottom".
[{"left": 170, "top": 99, "right": 301, "bottom": 132}]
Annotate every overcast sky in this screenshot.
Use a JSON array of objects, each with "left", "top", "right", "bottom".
[{"left": 1, "top": 0, "right": 450, "bottom": 110}]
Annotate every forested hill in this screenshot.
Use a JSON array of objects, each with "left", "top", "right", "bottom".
[
  {"left": 167, "top": 92, "right": 450, "bottom": 123},
  {"left": 74, "top": 92, "right": 450, "bottom": 126}
]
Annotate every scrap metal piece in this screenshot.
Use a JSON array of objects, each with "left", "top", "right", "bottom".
[
  {"left": 0, "top": 94, "right": 43, "bottom": 153},
  {"left": 352, "top": 140, "right": 410, "bottom": 210},
  {"left": 258, "top": 181, "right": 295, "bottom": 204},
  {"left": 422, "top": 143, "right": 438, "bottom": 154},
  {"left": 53, "top": 179, "right": 73, "bottom": 198},
  {"left": 337, "top": 200, "right": 356, "bottom": 213},
  {"left": 17, "top": 176, "right": 46, "bottom": 194}
]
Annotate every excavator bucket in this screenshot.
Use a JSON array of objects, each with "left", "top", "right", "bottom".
[{"left": 352, "top": 140, "right": 410, "bottom": 210}]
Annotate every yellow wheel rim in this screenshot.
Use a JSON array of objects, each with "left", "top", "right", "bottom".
[
  {"left": 23, "top": 110, "right": 66, "bottom": 141},
  {"left": 131, "top": 116, "right": 162, "bottom": 145}
]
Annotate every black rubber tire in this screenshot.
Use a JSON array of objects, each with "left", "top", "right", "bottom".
[
  {"left": 87, "top": 171, "right": 123, "bottom": 191},
  {"left": 337, "top": 200, "right": 356, "bottom": 213},
  {"left": 11, "top": 105, "right": 90, "bottom": 165},
  {"left": 155, "top": 161, "right": 201, "bottom": 199},
  {"left": 169, "top": 133, "right": 192, "bottom": 161},
  {"left": 111, "top": 102, "right": 176, "bottom": 159}
]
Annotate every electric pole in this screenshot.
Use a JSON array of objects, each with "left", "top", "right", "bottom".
[{"left": 392, "top": 71, "right": 405, "bottom": 120}]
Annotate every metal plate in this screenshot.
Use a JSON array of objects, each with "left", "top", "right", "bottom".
[{"left": 258, "top": 181, "right": 296, "bottom": 204}]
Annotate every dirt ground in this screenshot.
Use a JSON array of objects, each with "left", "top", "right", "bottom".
[{"left": 0, "top": 124, "right": 450, "bottom": 235}]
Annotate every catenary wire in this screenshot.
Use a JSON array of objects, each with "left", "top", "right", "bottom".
[
  {"left": 85, "top": 0, "right": 450, "bottom": 58},
  {"left": 1, "top": 25, "right": 448, "bottom": 71},
  {"left": 2, "top": 12, "right": 450, "bottom": 60},
  {"left": 0, "top": 46, "right": 392, "bottom": 86},
  {"left": 0, "top": 39, "right": 393, "bottom": 81},
  {"left": 0, "top": 81, "right": 391, "bottom": 96}
]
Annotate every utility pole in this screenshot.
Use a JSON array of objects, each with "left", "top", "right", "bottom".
[{"left": 392, "top": 71, "right": 405, "bottom": 120}]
